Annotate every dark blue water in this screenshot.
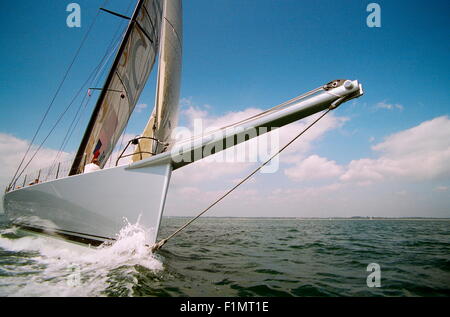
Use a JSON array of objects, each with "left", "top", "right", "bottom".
[{"left": 0, "top": 214, "right": 449, "bottom": 296}]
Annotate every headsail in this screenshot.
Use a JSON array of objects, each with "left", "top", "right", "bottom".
[
  {"left": 69, "top": 0, "right": 164, "bottom": 175},
  {"left": 132, "top": 0, "right": 183, "bottom": 161}
]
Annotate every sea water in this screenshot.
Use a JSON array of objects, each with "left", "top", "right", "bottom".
[{"left": 0, "top": 214, "right": 449, "bottom": 296}]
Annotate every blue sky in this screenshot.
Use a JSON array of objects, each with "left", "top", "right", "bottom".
[{"left": 0, "top": 0, "right": 449, "bottom": 217}]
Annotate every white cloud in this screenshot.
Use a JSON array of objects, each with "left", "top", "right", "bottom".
[
  {"left": 166, "top": 114, "right": 450, "bottom": 218},
  {"left": 179, "top": 97, "right": 205, "bottom": 109},
  {"left": 269, "top": 183, "right": 343, "bottom": 200},
  {"left": 140, "top": 113, "right": 450, "bottom": 218},
  {"left": 341, "top": 116, "right": 450, "bottom": 183},
  {"left": 375, "top": 101, "right": 404, "bottom": 111},
  {"left": 284, "top": 155, "right": 343, "bottom": 181},
  {"left": 0, "top": 131, "right": 141, "bottom": 191},
  {"left": 0, "top": 133, "right": 73, "bottom": 211},
  {"left": 135, "top": 103, "right": 148, "bottom": 113},
  {"left": 172, "top": 158, "right": 253, "bottom": 185},
  {"left": 174, "top": 105, "right": 262, "bottom": 183},
  {"left": 274, "top": 113, "right": 348, "bottom": 164},
  {"left": 172, "top": 102, "right": 348, "bottom": 185},
  {"left": 165, "top": 100, "right": 352, "bottom": 217},
  {"left": 180, "top": 103, "right": 346, "bottom": 158},
  {"left": 434, "top": 186, "right": 448, "bottom": 192},
  {"left": 372, "top": 116, "right": 450, "bottom": 157},
  {"left": 0, "top": 134, "right": 72, "bottom": 185}
]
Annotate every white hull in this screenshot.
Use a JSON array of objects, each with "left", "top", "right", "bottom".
[{"left": 3, "top": 162, "right": 172, "bottom": 246}]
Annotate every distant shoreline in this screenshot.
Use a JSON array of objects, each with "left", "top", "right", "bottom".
[
  {"left": 1, "top": 213, "right": 449, "bottom": 221},
  {"left": 162, "top": 216, "right": 450, "bottom": 220}
]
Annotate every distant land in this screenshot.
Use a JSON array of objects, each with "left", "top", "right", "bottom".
[
  {"left": 163, "top": 216, "right": 450, "bottom": 220},
  {"left": 1, "top": 213, "right": 449, "bottom": 221}
]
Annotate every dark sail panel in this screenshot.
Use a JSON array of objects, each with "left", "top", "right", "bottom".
[{"left": 69, "top": 0, "right": 163, "bottom": 175}]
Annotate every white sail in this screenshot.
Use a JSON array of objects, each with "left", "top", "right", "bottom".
[
  {"left": 133, "top": 0, "right": 183, "bottom": 161},
  {"left": 70, "top": 0, "right": 164, "bottom": 175}
]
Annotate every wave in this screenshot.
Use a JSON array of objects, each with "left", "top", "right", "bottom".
[{"left": 0, "top": 219, "right": 163, "bottom": 296}]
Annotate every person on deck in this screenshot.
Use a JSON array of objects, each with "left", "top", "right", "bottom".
[
  {"left": 84, "top": 157, "right": 101, "bottom": 173},
  {"left": 29, "top": 178, "right": 40, "bottom": 185}
]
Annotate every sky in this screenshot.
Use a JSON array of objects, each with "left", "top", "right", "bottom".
[{"left": 0, "top": 0, "right": 449, "bottom": 217}]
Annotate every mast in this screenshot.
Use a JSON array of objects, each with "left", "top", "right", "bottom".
[{"left": 69, "top": 0, "right": 163, "bottom": 175}]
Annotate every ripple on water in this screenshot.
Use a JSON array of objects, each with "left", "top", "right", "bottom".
[
  {"left": 1, "top": 217, "right": 449, "bottom": 297},
  {"left": 233, "top": 284, "right": 292, "bottom": 297}
]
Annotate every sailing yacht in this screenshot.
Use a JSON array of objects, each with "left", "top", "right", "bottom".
[{"left": 3, "top": 0, "right": 363, "bottom": 247}]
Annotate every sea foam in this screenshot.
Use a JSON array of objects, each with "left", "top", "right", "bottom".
[{"left": 0, "top": 219, "right": 163, "bottom": 296}]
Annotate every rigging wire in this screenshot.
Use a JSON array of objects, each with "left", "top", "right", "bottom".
[
  {"left": 61, "top": 10, "right": 130, "bottom": 148},
  {"left": 15, "top": 66, "right": 106, "bottom": 184},
  {"left": 21, "top": 33, "right": 124, "bottom": 181},
  {"left": 8, "top": 1, "right": 109, "bottom": 189},
  {"left": 11, "top": 0, "right": 135, "bottom": 184},
  {"left": 151, "top": 107, "right": 334, "bottom": 252},
  {"left": 49, "top": 27, "right": 126, "bottom": 174},
  {"left": 46, "top": 93, "right": 90, "bottom": 179}
]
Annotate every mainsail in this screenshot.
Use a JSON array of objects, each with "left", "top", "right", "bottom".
[
  {"left": 69, "top": 0, "right": 164, "bottom": 175},
  {"left": 132, "top": 0, "right": 183, "bottom": 161}
]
